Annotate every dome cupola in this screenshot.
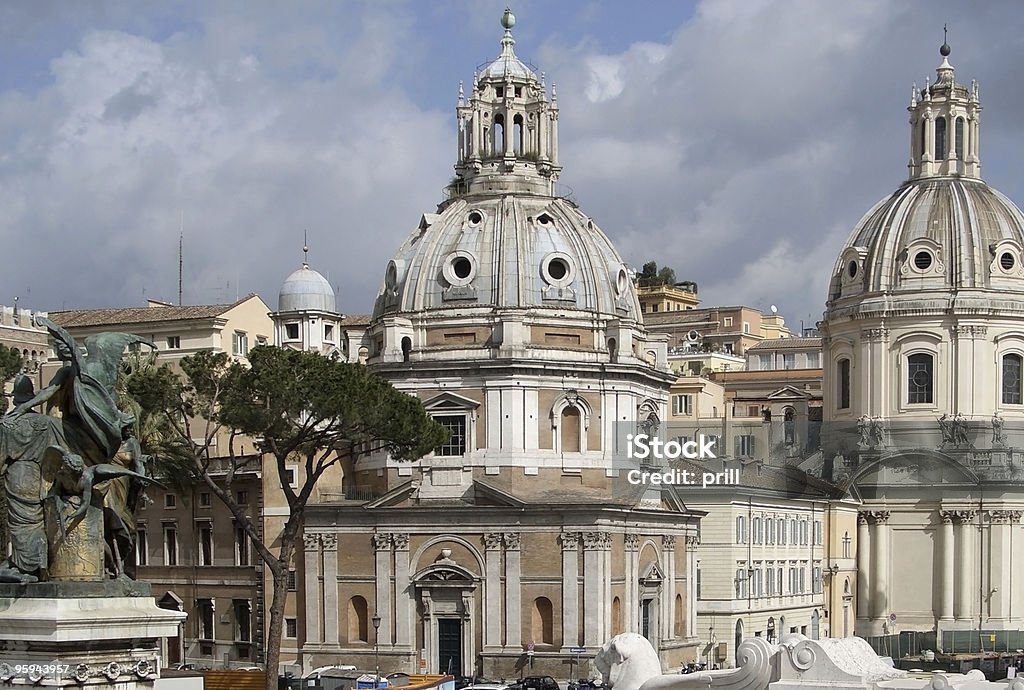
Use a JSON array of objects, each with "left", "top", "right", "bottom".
[
  {"left": 450, "top": 7, "right": 562, "bottom": 197},
  {"left": 278, "top": 262, "right": 336, "bottom": 314}
]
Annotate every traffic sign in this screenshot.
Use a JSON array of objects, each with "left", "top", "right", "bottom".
[
  {"left": 570, "top": 646, "right": 586, "bottom": 655},
  {"left": 527, "top": 641, "right": 535, "bottom": 651}
]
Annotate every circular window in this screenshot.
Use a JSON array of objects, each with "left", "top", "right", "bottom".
[
  {"left": 541, "top": 252, "right": 574, "bottom": 287},
  {"left": 453, "top": 257, "right": 472, "bottom": 280},
  {"left": 442, "top": 252, "right": 477, "bottom": 287},
  {"left": 1001, "top": 252, "right": 1016, "bottom": 271},
  {"left": 468, "top": 210, "right": 483, "bottom": 226},
  {"left": 911, "top": 368, "right": 931, "bottom": 388},
  {"left": 913, "top": 251, "right": 933, "bottom": 271},
  {"left": 615, "top": 267, "right": 629, "bottom": 296},
  {"left": 847, "top": 260, "right": 858, "bottom": 278}
]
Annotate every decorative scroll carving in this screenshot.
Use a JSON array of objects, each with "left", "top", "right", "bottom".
[
  {"left": 559, "top": 532, "right": 580, "bottom": 551},
  {"left": 320, "top": 534, "right": 338, "bottom": 551},
  {"left": 938, "top": 510, "right": 956, "bottom": 525},
  {"left": 684, "top": 535, "right": 698, "bottom": 549},
  {"left": 303, "top": 533, "right": 320, "bottom": 550},
  {"left": 624, "top": 534, "right": 640, "bottom": 551},
  {"left": 867, "top": 511, "right": 891, "bottom": 524},
  {"left": 371, "top": 533, "right": 391, "bottom": 551},
  {"left": 503, "top": 532, "right": 521, "bottom": 551},
  {"left": 857, "top": 512, "right": 871, "bottom": 525},
  {"left": 861, "top": 327, "right": 890, "bottom": 342},
  {"left": 662, "top": 535, "right": 677, "bottom": 550},
  {"left": 952, "top": 510, "right": 978, "bottom": 523},
  {"left": 988, "top": 510, "right": 1023, "bottom": 525},
  {"left": 955, "top": 325, "right": 988, "bottom": 338},
  {"left": 391, "top": 533, "right": 409, "bottom": 551},
  {"left": 483, "top": 533, "right": 504, "bottom": 551},
  {"left": 583, "top": 531, "right": 611, "bottom": 550}
]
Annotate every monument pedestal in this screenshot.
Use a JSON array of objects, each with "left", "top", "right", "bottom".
[{"left": 0, "top": 582, "right": 186, "bottom": 688}]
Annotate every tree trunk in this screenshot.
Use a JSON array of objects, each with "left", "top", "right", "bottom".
[{"left": 265, "top": 562, "right": 290, "bottom": 690}]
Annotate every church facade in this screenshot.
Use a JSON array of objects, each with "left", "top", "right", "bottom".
[
  {"left": 819, "top": 41, "right": 1024, "bottom": 651},
  {"left": 295, "top": 10, "right": 702, "bottom": 679}
]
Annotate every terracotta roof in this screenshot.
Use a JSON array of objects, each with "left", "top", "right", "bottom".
[
  {"left": 748, "top": 337, "right": 822, "bottom": 351},
  {"left": 341, "top": 314, "right": 372, "bottom": 327},
  {"left": 50, "top": 297, "right": 254, "bottom": 328}
]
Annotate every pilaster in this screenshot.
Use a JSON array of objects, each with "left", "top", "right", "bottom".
[
  {"left": 559, "top": 532, "right": 580, "bottom": 650},
  {"left": 303, "top": 532, "right": 322, "bottom": 644},
  {"left": 321, "top": 534, "right": 339, "bottom": 646}
]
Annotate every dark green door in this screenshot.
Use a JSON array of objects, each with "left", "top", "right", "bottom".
[{"left": 438, "top": 619, "right": 462, "bottom": 676}]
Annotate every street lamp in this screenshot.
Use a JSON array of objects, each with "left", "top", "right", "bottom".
[{"left": 372, "top": 613, "right": 382, "bottom": 690}]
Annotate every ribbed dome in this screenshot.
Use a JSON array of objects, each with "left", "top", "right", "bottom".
[
  {"left": 373, "top": 196, "right": 641, "bottom": 322},
  {"left": 827, "top": 177, "right": 1024, "bottom": 306},
  {"left": 278, "top": 264, "right": 336, "bottom": 313}
]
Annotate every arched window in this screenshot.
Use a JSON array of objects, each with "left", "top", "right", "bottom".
[
  {"left": 735, "top": 516, "right": 746, "bottom": 544},
  {"left": 612, "top": 596, "right": 622, "bottom": 635},
  {"left": 531, "top": 597, "right": 554, "bottom": 645},
  {"left": 766, "top": 518, "right": 774, "bottom": 545},
  {"left": 513, "top": 114, "right": 524, "bottom": 156},
  {"left": 348, "top": 596, "right": 368, "bottom": 642},
  {"left": 752, "top": 517, "right": 762, "bottom": 544},
  {"left": 401, "top": 337, "right": 412, "bottom": 363},
  {"left": 784, "top": 406, "right": 796, "bottom": 445},
  {"left": 1002, "top": 353, "right": 1022, "bottom": 404},
  {"left": 955, "top": 117, "right": 965, "bottom": 160},
  {"left": 837, "top": 358, "right": 851, "bottom": 409},
  {"left": 907, "top": 353, "right": 934, "bottom": 404},
  {"left": 493, "top": 114, "right": 505, "bottom": 155},
  {"left": 935, "top": 116, "right": 947, "bottom": 160},
  {"left": 919, "top": 119, "right": 927, "bottom": 161},
  {"left": 608, "top": 337, "right": 618, "bottom": 362},
  {"left": 674, "top": 594, "right": 683, "bottom": 637},
  {"left": 561, "top": 406, "right": 581, "bottom": 453}
]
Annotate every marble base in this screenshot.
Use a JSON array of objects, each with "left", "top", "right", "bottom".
[{"left": 0, "top": 594, "right": 187, "bottom": 687}]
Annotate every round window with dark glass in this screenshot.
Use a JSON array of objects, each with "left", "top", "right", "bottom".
[
  {"left": 547, "top": 258, "right": 568, "bottom": 281},
  {"left": 453, "top": 257, "right": 473, "bottom": 280},
  {"left": 847, "top": 261, "right": 858, "bottom": 278},
  {"left": 913, "top": 251, "right": 933, "bottom": 271},
  {"left": 912, "top": 368, "right": 931, "bottom": 387},
  {"left": 468, "top": 211, "right": 483, "bottom": 225},
  {"left": 1001, "top": 252, "right": 1016, "bottom": 271}
]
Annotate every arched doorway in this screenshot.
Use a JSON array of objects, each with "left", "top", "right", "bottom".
[
  {"left": 734, "top": 619, "right": 744, "bottom": 664},
  {"left": 412, "top": 553, "right": 479, "bottom": 677}
]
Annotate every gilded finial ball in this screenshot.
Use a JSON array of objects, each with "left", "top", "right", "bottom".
[
  {"left": 501, "top": 7, "right": 516, "bottom": 30},
  {"left": 940, "top": 41, "right": 951, "bottom": 57}
]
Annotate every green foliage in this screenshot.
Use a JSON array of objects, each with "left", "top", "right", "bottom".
[
  {"left": 636, "top": 260, "right": 678, "bottom": 288},
  {"left": 219, "top": 346, "right": 448, "bottom": 466}
]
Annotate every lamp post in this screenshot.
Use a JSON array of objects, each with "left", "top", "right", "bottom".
[{"left": 372, "top": 613, "right": 382, "bottom": 690}]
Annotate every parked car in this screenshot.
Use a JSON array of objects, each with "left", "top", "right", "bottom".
[{"left": 514, "top": 676, "right": 559, "bottom": 690}]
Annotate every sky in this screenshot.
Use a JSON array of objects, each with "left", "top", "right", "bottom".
[{"left": 3, "top": 1, "right": 1024, "bottom": 330}]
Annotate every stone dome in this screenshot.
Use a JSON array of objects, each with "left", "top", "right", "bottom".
[
  {"left": 827, "top": 176, "right": 1024, "bottom": 308},
  {"left": 374, "top": 196, "right": 641, "bottom": 322},
  {"left": 278, "top": 264, "right": 336, "bottom": 313}
]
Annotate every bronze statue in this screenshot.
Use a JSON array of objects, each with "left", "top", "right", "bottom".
[{"left": 0, "top": 318, "right": 158, "bottom": 583}]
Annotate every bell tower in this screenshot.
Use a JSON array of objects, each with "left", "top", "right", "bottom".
[
  {"left": 450, "top": 8, "right": 562, "bottom": 197},
  {"left": 907, "top": 33, "right": 982, "bottom": 180}
]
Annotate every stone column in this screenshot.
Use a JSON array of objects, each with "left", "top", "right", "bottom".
[
  {"left": 322, "top": 534, "right": 339, "bottom": 646},
  {"left": 856, "top": 513, "right": 871, "bottom": 621},
  {"left": 954, "top": 510, "right": 977, "bottom": 622},
  {"left": 560, "top": 532, "right": 580, "bottom": 649},
  {"left": 483, "top": 533, "right": 504, "bottom": 648},
  {"left": 550, "top": 111, "right": 559, "bottom": 166},
  {"left": 685, "top": 537, "right": 698, "bottom": 639},
  {"left": 504, "top": 533, "right": 522, "bottom": 650},
  {"left": 303, "top": 533, "right": 322, "bottom": 644},
  {"left": 869, "top": 511, "right": 890, "bottom": 621},
  {"left": 372, "top": 533, "right": 392, "bottom": 646},
  {"left": 599, "top": 533, "right": 612, "bottom": 643},
  {"left": 938, "top": 512, "right": 955, "bottom": 623},
  {"left": 392, "top": 534, "right": 411, "bottom": 648},
  {"left": 582, "top": 532, "right": 603, "bottom": 647},
  {"left": 665, "top": 535, "right": 678, "bottom": 640},
  {"left": 624, "top": 534, "right": 639, "bottom": 633},
  {"left": 987, "top": 510, "right": 1021, "bottom": 624}
]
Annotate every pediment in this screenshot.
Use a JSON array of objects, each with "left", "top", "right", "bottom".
[
  {"left": 423, "top": 391, "right": 481, "bottom": 411},
  {"left": 766, "top": 385, "right": 813, "bottom": 401}
]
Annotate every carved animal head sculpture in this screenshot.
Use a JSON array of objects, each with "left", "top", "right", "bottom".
[{"left": 594, "top": 633, "right": 662, "bottom": 690}]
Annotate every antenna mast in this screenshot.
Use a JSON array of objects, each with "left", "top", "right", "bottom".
[{"left": 178, "top": 212, "right": 184, "bottom": 306}]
